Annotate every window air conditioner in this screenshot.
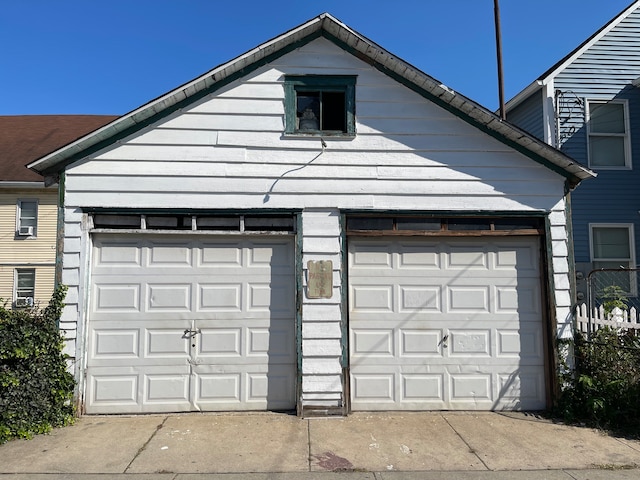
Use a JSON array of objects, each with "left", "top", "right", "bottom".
[
  {"left": 15, "top": 297, "right": 33, "bottom": 308},
  {"left": 18, "top": 226, "right": 34, "bottom": 236}
]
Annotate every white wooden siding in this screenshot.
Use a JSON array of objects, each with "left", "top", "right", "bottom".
[
  {"left": 60, "top": 37, "right": 572, "bottom": 409},
  {"left": 301, "top": 209, "right": 343, "bottom": 408}
]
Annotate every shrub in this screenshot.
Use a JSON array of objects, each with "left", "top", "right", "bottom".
[
  {"left": 556, "top": 326, "right": 640, "bottom": 435},
  {"left": 0, "top": 285, "right": 75, "bottom": 443}
]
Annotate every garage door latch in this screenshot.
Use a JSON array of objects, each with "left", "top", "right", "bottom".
[{"left": 183, "top": 328, "right": 202, "bottom": 338}]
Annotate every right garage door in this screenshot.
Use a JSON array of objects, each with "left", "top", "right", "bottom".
[{"left": 349, "top": 236, "right": 546, "bottom": 411}]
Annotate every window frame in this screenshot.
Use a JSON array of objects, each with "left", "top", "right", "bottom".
[
  {"left": 14, "top": 269, "right": 35, "bottom": 308},
  {"left": 284, "top": 75, "right": 356, "bottom": 136},
  {"left": 586, "top": 99, "right": 632, "bottom": 169},
  {"left": 589, "top": 223, "right": 636, "bottom": 295},
  {"left": 16, "top": 198, "right": 38, "bottom": 238}
]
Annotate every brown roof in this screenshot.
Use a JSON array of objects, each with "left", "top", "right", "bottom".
[{"left": 0, "top": 115, "right": 117, "bottom": 182}]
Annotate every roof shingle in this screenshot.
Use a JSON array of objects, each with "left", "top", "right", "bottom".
[{"left": 0, "top": 115, "right": 117, "bottom": 182}]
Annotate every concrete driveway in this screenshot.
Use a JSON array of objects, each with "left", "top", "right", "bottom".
[{"left": 0, "top": 412, "right": 639, "bottom": 479}]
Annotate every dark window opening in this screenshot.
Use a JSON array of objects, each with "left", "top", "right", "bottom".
[
  {"left": 244, "top": 216, "right": 294, "bottom": 231},
  {"left": 285, "top": 75, "right": 355, "bottom": 136},
  {"left": 93, "top": 214, "right": 141, "bottom": 229},
  {"left": 296, "top": 91, "right": 346, "bottom": 133},
  {"left": 197, "top": 216, "right": 240, "bottom": 231},
  {"left": 347, "top": 216, "right": 543, "bottom": 235},
  {"left": 146, "top": 215, "right": 192, "bottom": 230},
  {"left": 91, "top": 213, "right": 296, "bottom": 233},
  {"left": 446, "top": 218, "right": 492, "bottom": 231}
]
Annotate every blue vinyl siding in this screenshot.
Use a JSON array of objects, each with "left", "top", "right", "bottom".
[
  {"left": 506, "top": 90, "right": 545, "bottom": 140},
  {"left": 553, "top": 9, "right": 640, "bottom": 265}
]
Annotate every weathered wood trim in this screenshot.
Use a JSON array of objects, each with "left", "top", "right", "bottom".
[{"left": 295, "top": 212, "right": 304, "bottom": 416}]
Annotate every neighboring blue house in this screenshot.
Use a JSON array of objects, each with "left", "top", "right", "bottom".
[{"left": 506, "top": 1, "right": 640, "bottom": 308}]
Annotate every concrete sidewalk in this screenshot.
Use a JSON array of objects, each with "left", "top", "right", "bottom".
[{"left": 0, "top": 412, "right": 639, "bottom": 479}]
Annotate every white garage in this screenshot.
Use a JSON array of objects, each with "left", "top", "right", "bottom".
[
  {"left": 28, "top": 14, "right": 594, "bottom": 415},
  {"left": 85, "top": 234, "right": 296, "bottom": 413},
  {"left": 349, "top": 235, "right": 547, "bottom": 411}
]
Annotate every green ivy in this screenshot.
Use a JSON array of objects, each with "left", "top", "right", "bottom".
[
  {"left": 556, "top": 327, "right": 640, "bottom": 436},
  {"left": 0, "top": 285, "right": 75, "bottom": 444}
]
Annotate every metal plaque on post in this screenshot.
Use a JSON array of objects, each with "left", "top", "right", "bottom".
[{"left": 307, "top": 260, "right": 333, "bottom": 299}]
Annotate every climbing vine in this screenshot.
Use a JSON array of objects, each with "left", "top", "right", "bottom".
[{"left": 0, "top": 285, "right": 75, "bottom": 443}]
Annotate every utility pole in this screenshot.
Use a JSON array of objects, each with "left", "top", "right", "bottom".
[{"left": 494, "top": 0, "right": 506, "bottom": 120}]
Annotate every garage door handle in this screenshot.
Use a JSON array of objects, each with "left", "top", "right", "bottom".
[
  {"left": 439, "top": 334, "right": 449, "bottom": 348},
  {"left": 183, "top": 328, "right": 201, "bottom": 338}
]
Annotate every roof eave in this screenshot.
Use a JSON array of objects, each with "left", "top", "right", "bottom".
[
  {"left": 504, "top": 80, "right": 544, "bottom": 113},
  {"left": 0, "top": 181, "right": 46, "bottom": 189}
]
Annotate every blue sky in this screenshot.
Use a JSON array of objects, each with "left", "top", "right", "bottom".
[{"left": 1, "top": 1, "right": 633, "bottom": 115}]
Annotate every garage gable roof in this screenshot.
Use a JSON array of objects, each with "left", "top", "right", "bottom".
[{"left": 28, "top": 13, "right": 594, "bottom": 188}]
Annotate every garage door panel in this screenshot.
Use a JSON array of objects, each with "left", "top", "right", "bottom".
[
  {"left": 148, "top": 244, "right": 193, "bottom": 266},
  {"left": 399, "top": 285, "right": 442, "bottom": 312},
  {"left": 349, "top": 236, "right": 546, "bottom": 411},
  {"left": 351, "top": 371, "right": 396, "bottom": 404},
  {"left": 89, "top": 320, "right": 192, "bottom": 366},
  {"left": 448, "top": 330, "right": 491, "bottom": 356},
  {"left": 246, "top": 324, "right": 295, "bottom": 361},
  {"left": 447, "top": 286, "right": 490, "bottom": 312},
  {"left": 351, "top": 285, "right": 394, "bottom": 312},
  {"left": 400, "top": 329, "right": 443, "bottom": 356},
  {"left": 148, "top": 284, "right": 192, "bottom": 310},
  {"left": 351, "top": 329, "right": 395, "bottom": 357},
  {"left": 94, "top": 242, "right": 142, "bottom": 267},
  {"left": 193, "top": 364, "right": 296, "bottom": 410},
  {"left": 199, "top": 284, "right": 242, "bottom": 310},
  {"left": 494, "top": 244, "right": 539, "bottom": 271},
  {"left": 450, "top": 373, "right": 492, "bottom": 404},
  {"left": 93, "top": 283, "right": 141, "bottom": 312},
  {"left": 86, "top": 365, "right": 192, "bottom": 414},
  {"left": 447, "top": 247, "right": 488, "bottom": 269},
  {"left": 199, "top": 244, "right": 242, "bottom": 266},
  {"left": 402, "top": 373, "right": 445, "bottom": 404},
  {"left": 496, "top": 326, "right": 544, "bottom": 362},
  {"left": 87, "top": 234, "right": 296, "bottom": 414},
  {"left": 147, "top": 328, "right": 192, "bottom": 358},
  {"left": 496, "top": 368, "right": 546, "bottom": 410}
]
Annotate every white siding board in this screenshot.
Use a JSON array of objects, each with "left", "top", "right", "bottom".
[
  {"left": 302, "top": 304, "right": 342, "bottom": 321},
  {"left": 215, "top": 82, "right": 285, "bottom": 99},
  {"left": 69, "top": 176, "right": 562, "bottom": 197},
  {"left": 303, "top": 339, "right": 343, "bottom": 357},
  {"left": 302, "top": 322, "right": 342, "bottom": 339},
  {"left": 159, "top": 113, "right": 284, "bottom": 132},
  {"left": 302, "top": 358, "right": 342, "bottom": 375},
  {"left": 127, "top": 129, "right": 219, "bottom": 146},
  {"left": 214, "top": 132, "right": 515, "bottom": 152},
  {"left": 189, "top": 98, "right": 284, "bottom": 115},
  {"left": 65, "top": 191, "right": 561, "bottom": 212},
  {"left": 94, "top": 145, "right": 245, "bottom": 162},
  {"left": 302, "top": 375, "right": 342, "bottom": 392},
  {"left": 303, "top": 253, "right": 342, "bottom": 266},
  {"left": 301, "top": 235, "right": 341, "bottom": 254}
]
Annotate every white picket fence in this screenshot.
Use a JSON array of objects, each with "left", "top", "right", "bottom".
[{"left": 575, "top": 303, "right": 640, "bottom": 333}]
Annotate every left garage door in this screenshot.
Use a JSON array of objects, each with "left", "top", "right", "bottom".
[{"left": 85, "top": 234, "right": 296, "bottom": 414}]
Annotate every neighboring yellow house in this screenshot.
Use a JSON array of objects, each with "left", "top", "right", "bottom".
[{"left": 0, "top": 115, "right": 116, "bottom": 308}]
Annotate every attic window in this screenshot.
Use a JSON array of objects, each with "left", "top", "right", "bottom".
[{"left": 284, "top": 75, "right": 356, "bottom": 136}]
